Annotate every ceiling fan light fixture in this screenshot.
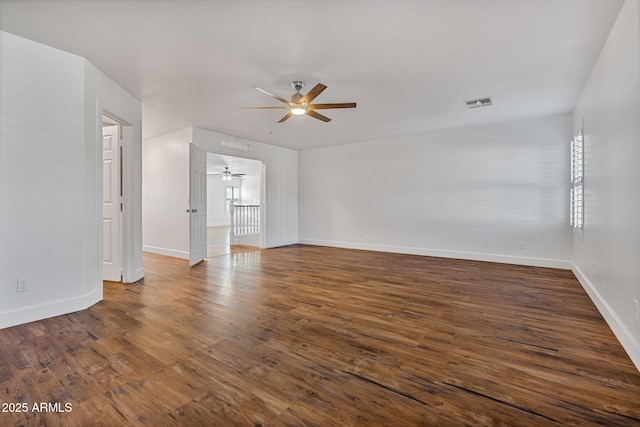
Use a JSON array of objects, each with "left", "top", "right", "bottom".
[
  {"left": 222, "top": 167, "right": 232, "bottom": 181},
  {"left": 290, "top": 105, "right": 306, "bottom": 115}
]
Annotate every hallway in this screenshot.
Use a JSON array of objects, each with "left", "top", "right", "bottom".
[{"left": 207, "top": 226, "right": 259, "bottom": 258}]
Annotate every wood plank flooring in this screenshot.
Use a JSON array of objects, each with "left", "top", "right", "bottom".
[{"left": 1, "top": 245, "right": 639, "bottom": 426}]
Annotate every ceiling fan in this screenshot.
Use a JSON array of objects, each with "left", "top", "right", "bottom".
[
  {"left": 244, "top": 81, "right": 356, "bottom": 123},
  {"left": 208, "top": 167, "right": 245, "bottom": 181}
]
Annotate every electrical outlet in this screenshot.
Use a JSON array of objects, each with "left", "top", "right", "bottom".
[
  {"left": 17, "top": 277, "right": 29, "bottom": 293},
  {"left": 520, "top": 241, "right": 526, "bottom": 250},
  {"left": 484, "top": 239, "right": 491, "bottom": 248},
  {"left": 635, "top": 299, "right": 639, "bottom": 321}
]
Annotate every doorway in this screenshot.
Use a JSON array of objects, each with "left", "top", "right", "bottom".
[
  {"left": 102, "top": 113, "right": 125, "bottom": 281},
  {"left": 205, "top": 153, "right": 264, "bottom": 258}
]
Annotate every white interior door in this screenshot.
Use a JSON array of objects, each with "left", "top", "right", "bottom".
[
  {"left": 189, "top": 143, "right": 207, "bottom": 266},
  {"left": 102, "top": 125, "right": 121, "bottom": 281}
]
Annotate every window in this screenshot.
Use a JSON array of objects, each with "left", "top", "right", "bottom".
[
  {"left": 570, "top": 130, "right": 584, "bottom": 229},
  {"left": 226, "top": 186, "right": 240, "bottom": 214}
]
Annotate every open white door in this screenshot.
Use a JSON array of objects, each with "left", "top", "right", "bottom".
[
  {"left": 102, "top": 125, "right": 121, "bottom": 281},
  {"left": 189, "top": 143, "right": 207, "bottom": 266}
]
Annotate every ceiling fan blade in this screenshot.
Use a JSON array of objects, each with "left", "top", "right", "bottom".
[
  {"left": 278, "top": 111, "right": 293, "bottom": 123},
  {"left": 300, "top": 83, "right": 327, "bottom": 104},
  {"left": 231, "top": 173, "right": 246, "bottom": 177},
  {"left": 308, "top": 102, "right": 357, "bottom": 110},
  {"left": 253, "top": 86, "right": 291, "bottom": 105},
  {"left": 306, "top": 110, "right": 332, "bottom": 122},
  {"left": 242, "top": 106, "right": 289, "bottom": 110}
]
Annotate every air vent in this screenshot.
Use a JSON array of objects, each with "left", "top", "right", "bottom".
[{"left": 464, "top": 96, "right": 493, "bottom": 109}]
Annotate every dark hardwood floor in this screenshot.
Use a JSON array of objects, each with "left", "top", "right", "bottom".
[{"left": 1, "top": 245, "right": 639, "bottom": 426}]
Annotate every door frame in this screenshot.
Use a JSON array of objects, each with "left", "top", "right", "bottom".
[
  {"left": 200, "top": 153, "right": 267, "bottom": 257},
  {"left": 259, "top": 161, "right": 267, "bottom": 249},
  {"left": 100, "top": 108, "right": 136, "bottom": 282}
]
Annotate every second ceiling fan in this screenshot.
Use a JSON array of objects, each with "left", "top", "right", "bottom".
[
  {"left": 208, "top": 167, "right": 245, "bottom": 181},
  {"left": 244, "top": 81, "right": 356, "bottom": 123}
]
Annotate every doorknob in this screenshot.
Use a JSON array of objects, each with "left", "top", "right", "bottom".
[{"left": 192, "top": 209, "right": 198, "bottom": 213}]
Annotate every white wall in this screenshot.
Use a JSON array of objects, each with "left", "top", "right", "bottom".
[
  {"left": 0, "top": 31, "right": 142, "bottom": 328},
  {"left": 239, "top": 163, "right": 261, "bottom": 206},
  {"left": 207, "top": 175, "right": 232, "bottom": 227},
  {"left": 142, "top": 128, "right": 191, "bottom": 259},
  {"left": 0, "top": 31, "right": 86, "bottom": 327},
  {"left": 299, "top": 114, "right": 572, "bottom": 268},
  {"left": 571, "top": 0, "right": 640, "bottom": 370}
]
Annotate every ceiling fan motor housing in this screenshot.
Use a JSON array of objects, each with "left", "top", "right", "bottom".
[{"left": 291, "top": 80, "right": 305, "bottom": 92}]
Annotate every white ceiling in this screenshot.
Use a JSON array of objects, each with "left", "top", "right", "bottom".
[
  {"left": 207, "top": 153, "right": 260, "bottom": 176},
  {"left": 0, "top": 0, "right": 624, "bottom": 150}
]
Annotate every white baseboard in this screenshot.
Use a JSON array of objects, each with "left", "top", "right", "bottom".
[
  {"left": 207, "top": 222, "right": 229, "bottom": 228},
  {"left": 297, "top": 238, "right": 572, "bottom": 270},
  {"left": 0, "top": 289, "right": 101, "bottom": 329},
  {"left": 572, "top": 264, "right": 640, "bottom": 372},
  {"left": 233, "top": 233, "right": 261, "bottom": 247},
  {"left": 142, "top": 245, "right": 189, "bottom": 260}
]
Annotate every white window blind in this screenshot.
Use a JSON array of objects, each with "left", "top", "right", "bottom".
[{"left": 570, "top": 131, "right": 584, "bottom": 229}]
